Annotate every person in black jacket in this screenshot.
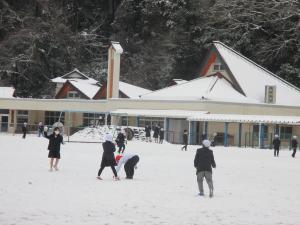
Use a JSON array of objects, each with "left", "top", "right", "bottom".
[
  {"left": 116, "top": 131, "right": 126, "bottom": 154},
  {"left": 145, "top": 125, "right": 151, "bottom": 142},
  {"left": 153, "top": 124, "right": 160, "bottom": 143},
  {"left": 291, "top": 136, "right": 298, "bottom": 158},
  {"left": 273, "top": 134, "right": 281, "bottom": 157},
  {"left": 97, "top": 133, "right": 119, "bottom": 180},
  {"left": 22, "top": 122, "right": 27, "bottom": 139},
  {"left": 182, "top": 130, "right": 188, "bottom": 151},
  {"left": 159, "top": 128, "right": 164, "bottom": 144},
  {"left": 194, "top": 140, "right": 216, "bottom": 198},
  {"left": 44, "top": 126, "right": 64, "bottom": 171}
]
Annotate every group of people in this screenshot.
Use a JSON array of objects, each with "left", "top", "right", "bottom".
[
  {"left": 21, "top": 121, "right": 44, "bottom": 139},
  {"left": 39, "top": 124, "right": 299, "bottom": 198},
  {"left": 273, "top": 134, "right": 298, "bottom": 158},
  {"left": 42, "top": 126, "right": 140, "bottom": 179},
  {"left": 145, "top": 124, "right": 164, "bottom": 144},
  {"left": 96, "top": 133, "right": 139, "bottom": 180}
]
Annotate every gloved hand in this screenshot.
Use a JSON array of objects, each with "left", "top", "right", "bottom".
[{"left": 134, "top": 166, "right": 138, "bottom": 169}]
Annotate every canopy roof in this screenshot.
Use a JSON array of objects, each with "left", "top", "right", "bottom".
[
  {"left": 110, "top": 109, "right": 208, "bottom": 119},
  {"left": 188, "top": 114, "right": 300, "bottom": 125}
]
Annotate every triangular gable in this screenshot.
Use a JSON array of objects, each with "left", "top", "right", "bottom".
[
  {"left": 61, "top": 68, "right": 89, "bottom": 80},
  {"left": 212, "top": 41, "right": 300, "bottom": 106},
  {"left": 141, "top": 74, "right": 257, "bottom": 103},
  {"left": 55, "top": 80, "right": 100, "bottom": 99},
  {"left": 199, "top": 45, "right": 246, "bottom": 96}
]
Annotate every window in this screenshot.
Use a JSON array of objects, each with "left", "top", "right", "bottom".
[
  {"left": 45, "top": 111, "right": 65, "bottom": 126},
  {"left": 138, "top": 117, "right": 164, "bottom": 128},
  {"left": 0, "top": 109, "right": 9, "bottom": 114},
  {"left": 213, "top": 64, "right": 225, "bottom": 71},
  {"left": 17, "top": 110, "right": 28, "bottom": 124},
  {"left": 253, "top": 125, "right": 268, "bottom": 138},
  {"left": 83, "top": 113, "right": 104, "bottom": 126},
  {"left": 280, "top": 126, "right": 292, "bottom": 140},
  {"left": 67, "top": 91, "right": 80, "bottom": 99}
]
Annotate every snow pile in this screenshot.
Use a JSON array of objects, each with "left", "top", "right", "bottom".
[{"left": 69, "top": 125, "right": 147, "bottom": 142}]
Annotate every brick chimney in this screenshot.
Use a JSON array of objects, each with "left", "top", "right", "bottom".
[{"left": 107, "top": 41, "right": 123, "bottom": 98}]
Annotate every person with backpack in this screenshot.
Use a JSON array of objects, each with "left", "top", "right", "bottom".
[
  {"left": 97, "top": 133, "right": 120, "bottom": 181},
  {"left": 273, "top": 134, "right": 281, "bottom": 157},
  {"left": 291, "top": 136, "right": 298, "bottom": 158},
  {"left": 44, "top": 126, "right": 64, "bottom": 171},
  {"left": 116, "top": 131, "right": 126, "bottom": 154},
  {"left": 194, "top": 140, "right": 216, "bottom": 198}
]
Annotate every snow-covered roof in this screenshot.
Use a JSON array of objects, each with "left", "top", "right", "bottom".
[
  {"left": 119, "top": 81, "right": 151, "bottom": 99},
  {"left": 51, "top": 69, "right": 98, "bottom": 84},
  {"left": 214, "top": 41, "right": 300, "bottom": 106},
  {"left": 0, "top": 87, "right": 15, "bottom": 98},
  {"left": 110, "top": 109, "right": 208, "bottom": 118},
  {"left": 140, "top": 75, "right": 258, "bottom": 103},
  {"left": 111, "top": 42, "right": 123, "bottom": 54},
  {"left": 69, "top": 81, "right": 101, "bottom": 99},
  {"left": 172, "top": 79, "right": 188, "bottom": 85},
  {"left": 188, "top": 114, "right": 300, "bottom": 125}
]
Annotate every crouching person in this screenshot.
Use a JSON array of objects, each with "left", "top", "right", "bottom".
[
  {"left": 115, "top": 154, "right": 140, "bottom": 179},
  {"left": 44, "top": 126, "right": 64, "bottom": 171},
  {"left": 194, "top": 140, "right": 216, "bottom": 198}
]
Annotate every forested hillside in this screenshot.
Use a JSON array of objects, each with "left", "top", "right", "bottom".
[{"left": 0, "top": 0, "right": 299, "bottom": 97}]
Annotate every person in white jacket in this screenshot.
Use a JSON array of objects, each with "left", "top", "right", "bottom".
[{"left": 115, "top": 154, "right": 140, "bottom": 179}]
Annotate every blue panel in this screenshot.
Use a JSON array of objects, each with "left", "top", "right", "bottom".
[{"left": 259, "top": 123, "right": 265, "bottom": 149}]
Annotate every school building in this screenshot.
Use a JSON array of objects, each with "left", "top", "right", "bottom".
[{"left": 0, "top": 41, "right": 299, "bottom": 148}]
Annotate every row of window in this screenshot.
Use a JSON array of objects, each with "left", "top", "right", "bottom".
[{"left": 253, "top": 125, "right": 292, "bottom": 139}]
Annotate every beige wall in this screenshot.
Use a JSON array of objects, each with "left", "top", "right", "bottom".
[{"left": 0, "top": 98, "right": 300, "bottom": 117}]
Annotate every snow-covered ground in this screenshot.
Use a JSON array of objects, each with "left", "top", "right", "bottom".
[{"left": 0, "top": 134, "right": 300, "bottom": 225}]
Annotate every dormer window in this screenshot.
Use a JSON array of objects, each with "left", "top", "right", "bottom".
[
  {"left": 213, "top": 64, "right": 225, "bottom": 71},
  {"left": 67, "top": 91, "right": 79, "bottom": 99}
]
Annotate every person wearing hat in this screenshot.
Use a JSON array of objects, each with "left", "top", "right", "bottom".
[
  {"left": 182, "top": 130, "right": 188, "bottom": 151},
  {"left": 273, "top": 134, "right": 281, "bottom": 157},
  {"left": 291, "top": 136, "right": 298, "bottom": 158},
  {"left": 194, "top": 139, "right": 216, "bottom": 198},
  {"left": 97, "top": 133, "right": 119, "bottom": 180},
  {"left": 44, "top": 126, "right": 64, "bottom": 171},
  {"left": 115, "top": 153, "right": 140, "bottom": 179}
]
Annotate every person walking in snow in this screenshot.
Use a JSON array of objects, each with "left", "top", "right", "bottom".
[
  {"left": 38, "top": 121, "right": 44, "bottom": 137},
  {"left": 273, "top": 134, "right": 281, "bottom": 157},
  {"left": 291, "top": 136, "right": 298, "bottom": 158},
  {"left": 194, "top": 140, "right": 216, "bottom": 198},
  {"left": 153, "top": 124, "right": 160, "bottom": 143},
  {"left": 97, "top": 133, "right": 119, "bottom": 180},
  {"left": 44, "top": 126, "right": 64, "bottom": 171},
  {"left": 22, "top": 122, "right": 27, "bottom": 139},
  {"left": 182, "top": 130, "right": 188, "bottom": 151},
  {"left": 116, "top": 131, "right": 126, "bottom": 154},
  {"left": 145, "top": 124, "right": 151, "bottom": 142},
  {"left": 159, "top": 128, "right": 164, "bottom": 144},
  {"left": 115, "top": 154, "right": 140, "bottom": 179}
]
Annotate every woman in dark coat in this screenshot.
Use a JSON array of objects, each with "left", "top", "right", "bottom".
[
  {"left": 97, "top": 133, "right": 119, "bottom": 180},
  {"left": 145, "top": 125, "right": 151, "bottom": 142},
  {"left": 44, "top": 126, "right": 64, "bottom": 171},
  {"left": 153, "top": 125, "right": 160, "bottom": 143}
]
